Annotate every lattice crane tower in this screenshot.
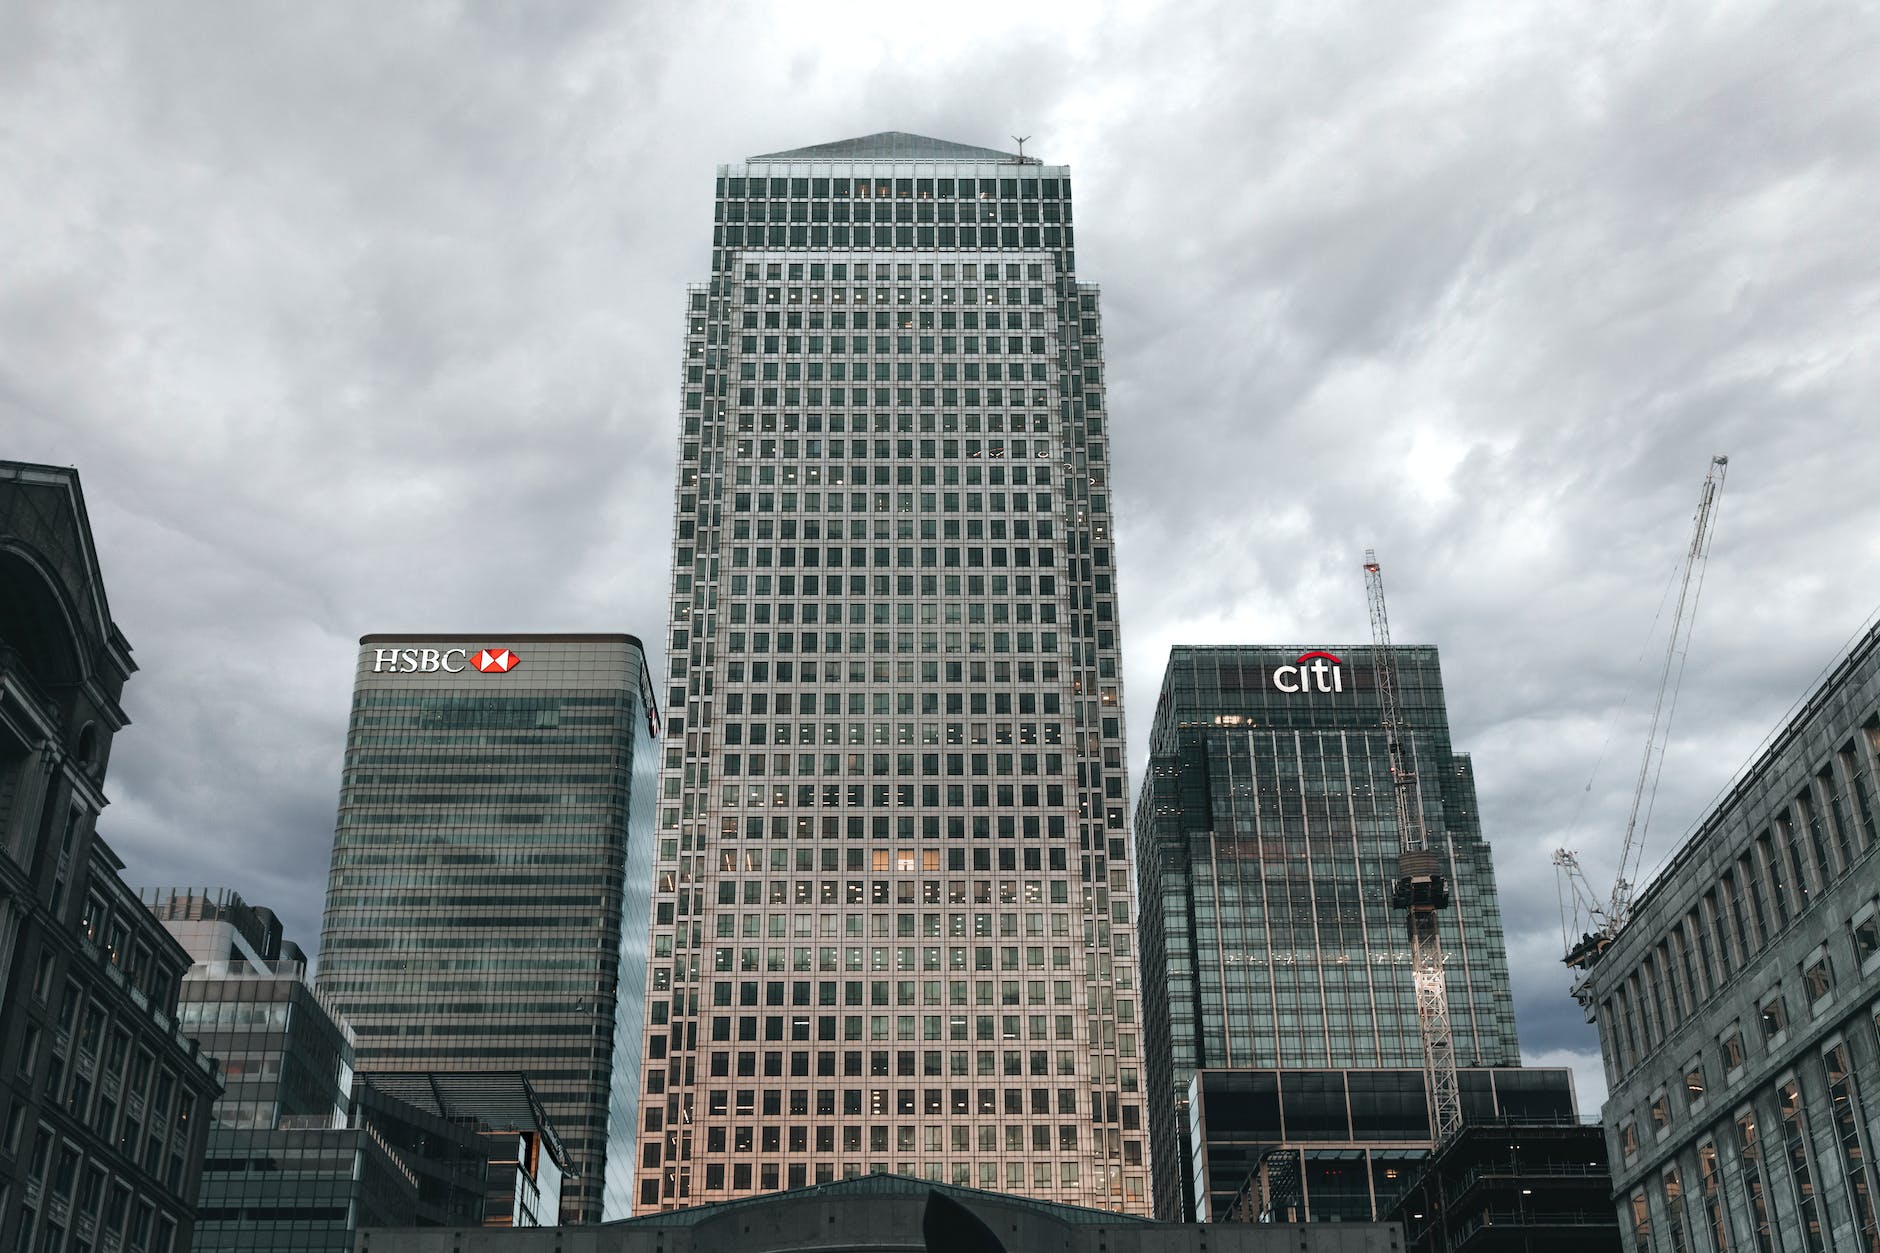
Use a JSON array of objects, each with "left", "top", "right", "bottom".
[{"left": 1363, "top": 550, "right": 1463, "bottom": 1143}]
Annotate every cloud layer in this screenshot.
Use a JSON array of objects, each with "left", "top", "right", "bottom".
[{"left": 6, "top": 0, "right": 1876, "bottom": 1117}]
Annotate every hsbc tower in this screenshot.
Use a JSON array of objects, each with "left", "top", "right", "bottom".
[{"left": 316, "top": 634, "right": 660, "bottom": 1223}]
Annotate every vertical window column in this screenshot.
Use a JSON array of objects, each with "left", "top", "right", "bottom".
[
  {"left": 1698, "top": 1141, "right": 1735, "bottom": 1253},
  {"left": 1777, "top": 1081, "right": 1825, "bottom": 1253},
  {"left": 1663, "top": 1165, "right": 1691, "bottom": 1253},
  {"left": 1735, "top": 1109, "right": 1778, "bottom": 1253},
  {"left": 1824, "top": 1044, "right": 1880, "bottom": 1253}
]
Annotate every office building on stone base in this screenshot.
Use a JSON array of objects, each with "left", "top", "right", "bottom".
[{"left": 1575, "top": 617, "right": 1880, "bottom": 1252}]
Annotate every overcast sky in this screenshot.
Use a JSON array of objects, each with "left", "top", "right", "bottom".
[{"left": 7, "top": 0, "right": 1878, "bottom": 1116}]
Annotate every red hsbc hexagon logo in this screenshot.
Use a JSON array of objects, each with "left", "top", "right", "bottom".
[{"left": 471, "top": 648, "right": 521, "bottom": 674}]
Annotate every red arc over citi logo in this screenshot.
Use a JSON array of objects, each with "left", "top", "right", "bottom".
[
  {"left": 472, "top": 648, "right": 521, "bottom": 673},
  {"left": 1272, "top": 650, "right": 1344, "bottom": 694}
]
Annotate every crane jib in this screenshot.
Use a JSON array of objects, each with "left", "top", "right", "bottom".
[{"left": 1558, "top": 454, "right": 1727, "bottom": 1001}]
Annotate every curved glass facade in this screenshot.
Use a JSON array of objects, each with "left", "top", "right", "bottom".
[{"left": 317, "top": 634, "right": 658, "bottom": 1223}]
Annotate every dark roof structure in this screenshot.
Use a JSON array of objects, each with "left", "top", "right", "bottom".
[
  {"left": 611, "top": 1172, "right": 1157, "bottom": 1228},
  {"left": 360, "top": 1072, "right": 571, "bottom": 1170},
  {"left": 356, "top": 1171, "right": 1407, "bottom": 1250}
]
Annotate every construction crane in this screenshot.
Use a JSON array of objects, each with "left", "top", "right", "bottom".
[
  {"left": 1363, "top": 550, "right": 1463, "bottom": 1144},
  {"left": 1560, "top": 455, "right": 1728, "bottom": 1009}
]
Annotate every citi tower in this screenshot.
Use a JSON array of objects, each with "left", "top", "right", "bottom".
[{"left": 635, "top": 133, "right": 1148, "bottom": 1214}]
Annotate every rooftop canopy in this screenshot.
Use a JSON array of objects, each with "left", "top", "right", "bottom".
[{"left": 749, "top": 131, "right": 1023, "bottom": 162}]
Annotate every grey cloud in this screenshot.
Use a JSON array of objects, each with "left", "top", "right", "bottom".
[{"left": 4, "top": 0, "right": 1876, "bottom": 1107}]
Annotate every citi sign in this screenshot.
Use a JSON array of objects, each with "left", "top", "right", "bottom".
[
  {"left": 1272, "top": 650, "right": 1344, "bottom": 694},
  {"left": 371, "top": 647, "right": 521, "bottom": 675}
]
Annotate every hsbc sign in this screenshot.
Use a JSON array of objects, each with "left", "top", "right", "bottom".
[
  {"left": 1272, "top": 650, "right": 1343, "bottom": 694},
  {"left": 468, "top": 648, "right": 521, "bottom": 673},
  {"left": 371, "top": 646, "right": 522, "bottom": 675}
]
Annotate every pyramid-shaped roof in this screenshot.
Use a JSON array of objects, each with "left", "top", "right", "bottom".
[{"left": 750, "top": 131, "right": 1020, "bottom": 162}]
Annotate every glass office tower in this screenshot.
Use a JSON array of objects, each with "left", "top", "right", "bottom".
[
  {"left": 637, "top": 133, "right": 1145, "bottom": 1214},
  {"left": 317, "top": 634, "right": 659, "bottom": 1223},
  {"left": 1134, "top": 645, "right": 1521, "bottom": 1219}
]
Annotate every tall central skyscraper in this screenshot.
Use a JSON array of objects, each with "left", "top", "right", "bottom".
[{"left": 636, "top": 133, "right": 1147, "bottom": 1214}]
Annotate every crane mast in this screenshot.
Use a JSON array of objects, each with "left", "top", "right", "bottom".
[{"left": 1363, "top": 550, "right": 1462, "bottom": 1144}]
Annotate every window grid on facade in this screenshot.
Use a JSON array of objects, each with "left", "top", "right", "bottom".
[
  {"left": 637, "top": 135, "right": 1144, "bottom": 1215},
  {"left": 317, "top": 636, "right": 658, "bottom": 1224},
  {"left": 1132, "top": 645, "right": 1522, "bottom": 1220},
  {"left": 1583, "top": 623, "right": 1880, "bottom": 1253}
]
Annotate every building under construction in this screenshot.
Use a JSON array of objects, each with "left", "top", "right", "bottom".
[
  {"left": 1384, "top": 1116, "right": 1619, "bottom": 1252},
  {"left": 1574, "top": 617, "right": 1880, "bottom": 1251},
  {"left": 1134, "top": 644, "right": 1541, "bottom": 1221}
]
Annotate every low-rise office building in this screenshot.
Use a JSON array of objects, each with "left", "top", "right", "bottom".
[
  {"left": 147, "top": 889, "right": 569, "bottom": 1245},
  {"left": 1577, "top": 617, "right": 1880, "bottom": 1251},
  {"left": 1384, "top": 1118, "right": 1619, "bottom": 1253},
  {"left": 148, "top": 887, "right": 426, "bottom": 1251},
  {"left": 1189, "top": 1065, "right": 1577, "bottom": 1223}
]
